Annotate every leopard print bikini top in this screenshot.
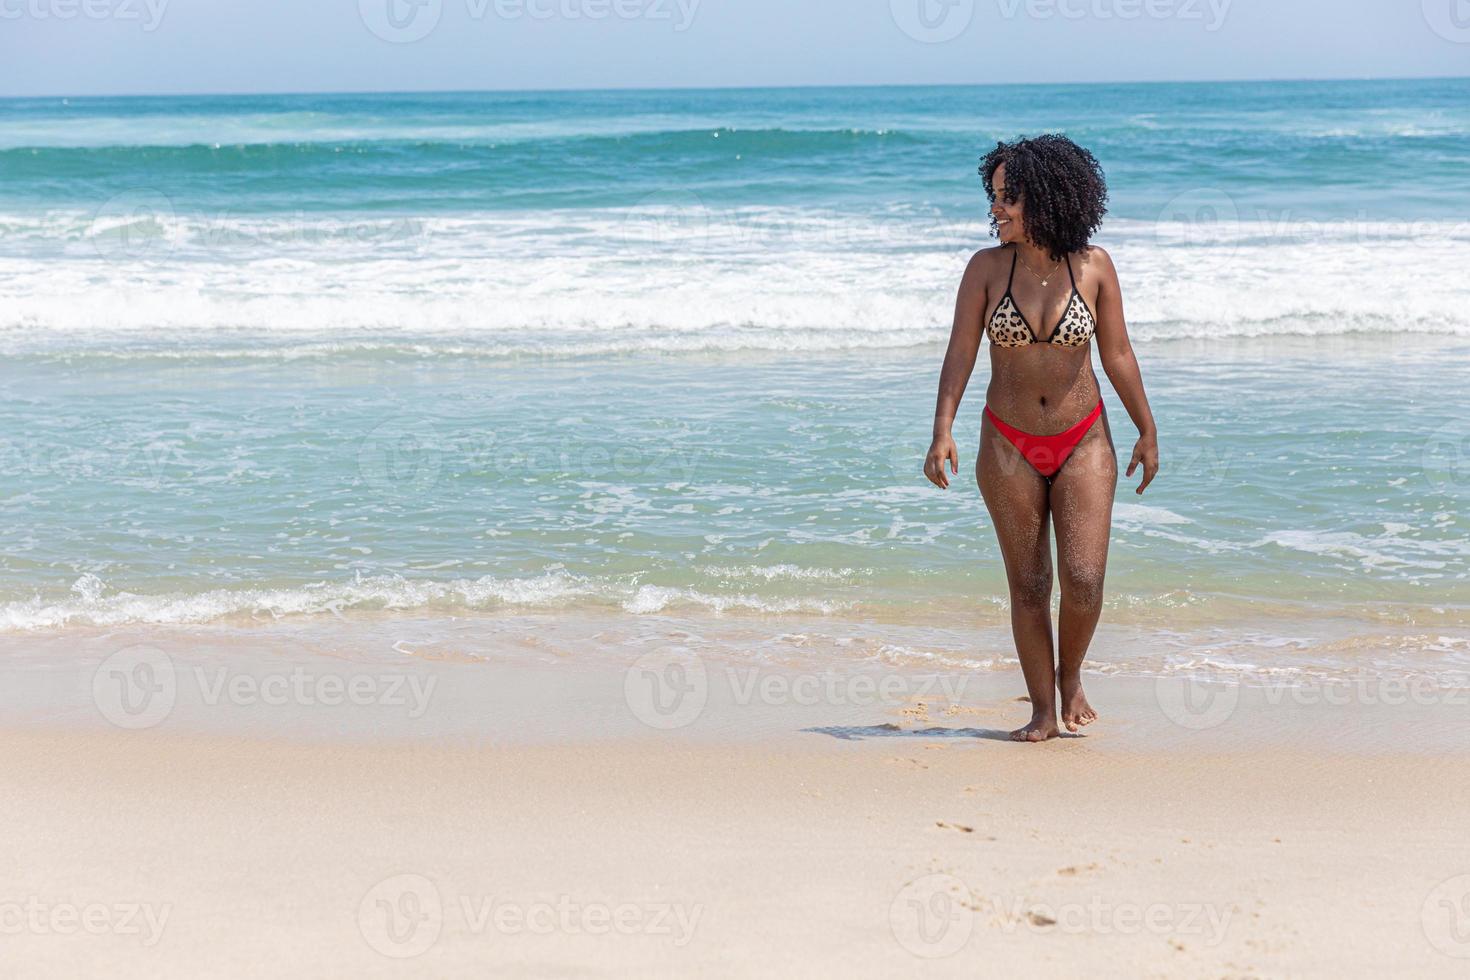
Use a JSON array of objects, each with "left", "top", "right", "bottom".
[{"left": 986, "top": 246, "right": 1097, "bottom": 349}]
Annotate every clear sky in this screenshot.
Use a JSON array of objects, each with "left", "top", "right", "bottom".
[{"left": 2, "top": 0, "right": 1467, "bottom": 97}]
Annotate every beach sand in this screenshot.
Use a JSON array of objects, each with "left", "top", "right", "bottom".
[{"left": 1, "top": 621, "right": 1467, "bottom": 977}]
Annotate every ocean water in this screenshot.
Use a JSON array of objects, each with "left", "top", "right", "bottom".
[{"left": 2, "top": 79, "right": 1468, "bottom": 680}]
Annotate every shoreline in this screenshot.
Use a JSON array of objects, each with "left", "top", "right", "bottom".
[
  {"left": 3, "top": 609, "right": 1467, "bottom": 704},
  {"left": 4, "top": 616, "right": 1468, "bottom": 749}
]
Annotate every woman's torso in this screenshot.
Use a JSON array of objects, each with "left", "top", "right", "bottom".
[{"left": 981, "top": 245, "right": 1102, "bottom": 432}]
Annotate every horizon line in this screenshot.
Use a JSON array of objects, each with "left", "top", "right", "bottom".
[{"left": 3, "top": 72, "right": 1467, "bottom": 102}]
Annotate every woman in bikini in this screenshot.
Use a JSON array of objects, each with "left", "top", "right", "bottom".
[{"left": 924, "top": 134, "right": 1159, "bottom": 742}]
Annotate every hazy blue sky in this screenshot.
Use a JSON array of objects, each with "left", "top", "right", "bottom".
[{"left": 2, "top": 0, "right": 1467, "bottom": 97}]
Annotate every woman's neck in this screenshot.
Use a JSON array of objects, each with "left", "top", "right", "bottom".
[{"left": 1014, "top": 239, "right": 1059, "bottom": 269}]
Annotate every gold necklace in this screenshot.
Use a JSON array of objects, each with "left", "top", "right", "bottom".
[{"left": 1017, "top": 253, "right": 1062, "bottom": 287}]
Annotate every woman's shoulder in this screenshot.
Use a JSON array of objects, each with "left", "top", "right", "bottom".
[
  {"left": 956, "top": 245, "right": 1010, "bottom": 299},
  {"left": 964, "top": 243, "right": 1012, "bottom": 271},
  {"left": 1072, "top": 243, "right": 1117, "bottom": 281}
]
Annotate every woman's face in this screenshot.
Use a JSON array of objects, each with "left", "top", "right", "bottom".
[{"left": 990, "top": 163, "right": 1022, "bottom": 244}]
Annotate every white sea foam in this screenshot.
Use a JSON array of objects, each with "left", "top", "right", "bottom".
[
  {"left": 693, "top": 564, "right": 867, "bottom": 582},
  {"left": 1111, "top": 503, "right": 1193, "bottom": 527},
  {"left": 1255, "top": 528, "right": 1470, "bottom": 572},
  {"left": 0, "top": 572, "right": 592, "bottom": 630},
  {"left": 3, "top": 210, "right": 1469, "bottom": 356},
  {"left": 0, "top": 572, "right": 851, "bottom": 630},
  {"left": 621, "top": 585, "right": 848, "bottom": 616}
]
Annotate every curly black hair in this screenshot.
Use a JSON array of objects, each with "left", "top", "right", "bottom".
[{"left": 979, "top": 135, "right": 1108, "bottom": 261}]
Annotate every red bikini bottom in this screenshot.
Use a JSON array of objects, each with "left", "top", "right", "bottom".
[{"left": 984, "top": 401, "right": 1104, "bottom": 481}]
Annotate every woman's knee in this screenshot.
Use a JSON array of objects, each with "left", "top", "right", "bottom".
[
  {"left": 1009, "top": 565, "right": 1054, "bottom": 612},
  {"left": 1060, "top": 563, "right": 1106, "bottom": 612}
]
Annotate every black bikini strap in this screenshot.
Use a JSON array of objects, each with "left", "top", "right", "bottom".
[
  {"left": 1065, "top": 252, "right": 1077, "bottom": 289},
  {"left": 1006, "top": 247, "right": 1017, "bottom": 289}
]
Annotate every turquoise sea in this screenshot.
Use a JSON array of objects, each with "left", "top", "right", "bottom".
[{"left": 2, "top": 79, "right": 1468, "bottom": 679}]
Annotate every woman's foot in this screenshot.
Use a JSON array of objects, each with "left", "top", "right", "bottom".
[
  {"left": 1009, "top": 707, "right": 1060, "bottom": 742},
  {"left": 1058, "top": 672, "right": 1098, "bottom": 733}
]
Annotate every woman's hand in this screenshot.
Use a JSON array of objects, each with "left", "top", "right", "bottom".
[
  {"left": 924, "top": 432, "right": 960, "bottom": 489},
  {"left": 1127, "top": 432, "right": 1159, "bottom": 494}
]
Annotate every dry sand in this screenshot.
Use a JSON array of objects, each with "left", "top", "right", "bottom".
[{"left": 0, "top": 624, "right": 1467, "bottom": 977}]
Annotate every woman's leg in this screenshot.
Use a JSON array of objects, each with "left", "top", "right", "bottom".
[
  {"left": 977, "top": 417, "right": 1058, "bottom": 742},
  {"left": 1048, "top": 413, "right": 1118, "bottom": 732}
]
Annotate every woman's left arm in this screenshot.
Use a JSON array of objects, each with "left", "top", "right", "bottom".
[{"left": 1090, "top": 246, "right": 1159, "bottom": 494}]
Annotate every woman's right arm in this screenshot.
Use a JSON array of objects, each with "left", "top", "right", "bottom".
[{"left": 924, "top": 251, "right": 988, "bottom": 489}]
